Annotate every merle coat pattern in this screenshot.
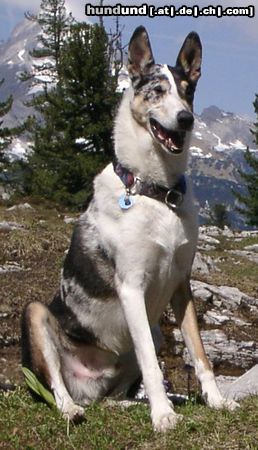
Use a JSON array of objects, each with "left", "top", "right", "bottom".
[{"left": 22, "top": 26, "right": 238, "bottom": 432}]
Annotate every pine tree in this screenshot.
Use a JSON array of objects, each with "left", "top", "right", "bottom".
[
  {"left": 0, "top": 79, "right": 24, "bottom": 191},
  {"left": 35, "top": 0, "right": 73, "bottom": 72},
  {"left": 208, "top": 203, "right": 230, "bottom": 229},
  {"left": 232, "top": 94, "right": 258, "bottom": 227},
  {"left": 22, "top": 0, "right": 74, "bottom": 89},
  {"left": 59, "top": 22, "right": 118, "bottom": 156},
  {"left": 21, "top": 23, "right": 119, "bottom": 208},
  {"left": 0, "top": 79, "right": 13, "bottom": 164},
  {"left": 234, "top": 147, "right": 258, "bottom": 227}
]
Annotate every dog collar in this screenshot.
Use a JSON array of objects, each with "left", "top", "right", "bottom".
[{"left": 113, "top": 158, "right": 187, "bottom": 210}]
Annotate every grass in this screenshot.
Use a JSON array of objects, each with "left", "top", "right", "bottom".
[
  {"left": 0, "top": 203, "right": 76, "bottom": 386},
  {"left": 207, "top": 253, "right": 258, "bottom": 297},
  {"left": 1, "top": 202, "right": 258, "bottom": 448},
  {"left": 199, "top": 234, "right": 258, "bottom": 298},
  {"left": 1, "top": 388, "right": 258, "bottom": 449}
]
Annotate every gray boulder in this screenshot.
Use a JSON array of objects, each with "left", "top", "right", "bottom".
[
  {"left": 218, "top": 365, "right": 258, "bottom": 401},
  {"left": 191, "top": 280, "right": 258, "bottom": 312},
  {"left": 173, "top": 328, "right": 258, "bottom": 369}
]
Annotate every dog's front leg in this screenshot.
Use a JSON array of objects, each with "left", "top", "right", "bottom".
[
  {"left": 118, "top": 283, "right": 182, "bottom": 432},
  {"left": 171, "top": 281, "right": 239, "bottom": 410}
]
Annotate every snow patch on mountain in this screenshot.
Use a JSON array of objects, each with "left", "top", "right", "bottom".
[
  {"left": 18, "top": 49, "right": 25, "bottom": 62},
  {"left": 190, "top": 146, "right": 212, "bottom": 159},
  {"left": 230, "top": 140, "right": 247, "bottom": 151},
  {"left": 8, "top": 138, "right": 31, "bottom": 162}
]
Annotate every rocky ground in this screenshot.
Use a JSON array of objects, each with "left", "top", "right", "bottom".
[{"left": 0, "top": 203, "right": 258, "bottom": 399}]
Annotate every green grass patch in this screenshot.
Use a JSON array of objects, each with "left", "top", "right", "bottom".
[
  {"left": 1, "top": 203, "right": 258, "bottom": 448},
  {"left": 203, "top": 251, "right": 258, "bottom": 298},
  {"left": 1, "top": 388, "right": 258, "bottom": 449}
]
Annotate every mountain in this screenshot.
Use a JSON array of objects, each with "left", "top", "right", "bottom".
[
  {"left": 189, "top": 106, "right": 257, "bottom": 229},
  {"left": 0, "top": 19, "right": 40, "bottom": 128},
  {"left": 0, "top": 19, "right": 257, "bottom": 229}
]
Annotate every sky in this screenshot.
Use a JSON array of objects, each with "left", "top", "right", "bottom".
[{"left": 0, "top": 0, "right": 258, "bottom": 119}]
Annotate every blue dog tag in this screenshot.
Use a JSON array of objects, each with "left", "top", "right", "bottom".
[{"left": 119, "top": 194, "right": 134, "bottom": 210}]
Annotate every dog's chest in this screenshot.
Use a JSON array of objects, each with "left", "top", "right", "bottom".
[
  {"left": 108, "top": 197, "right": 197, "bottom": 318},
  {"left": 140, "top": 206, "right": 195, "bottom": 319}
]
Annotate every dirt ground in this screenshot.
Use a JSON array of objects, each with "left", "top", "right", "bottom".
[{"left": 0, "top": 203, "right": 257, "bottom": 396}]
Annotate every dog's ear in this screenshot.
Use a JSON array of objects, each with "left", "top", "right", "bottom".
[
  {"left": 128, "top": 26, "right": 155, "bottom": 78},
  {"left": 176, "top": 32, "right": 202, "bottom": 84}
]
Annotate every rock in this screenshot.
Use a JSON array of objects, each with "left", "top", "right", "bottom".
[
  {"left": 0, "top": 221, "right": 25, "bottom": 232},
  {"left": 216, "top": 375, "right": 238, "bottom": 393},
  {"left": 231, "top": 316, "right": 251, "bottom": 327},
  {"left": 214, "top": 285, "right": 246, "bottom": 308},
  {"left": 228, "top": 250, "right": 258, "bottom": 264},
  {"left": 198, "top": 243, "right": 217, "bottom": 251},
  {"left": 0, "top": 334, "right": 20, "bottom": 347},
  {"left": 0, "top": 381, "right": 16, "bottom": 392},
  {"left": 204, "top": 310, "right": 230, "bottom": 325},
  {"left": 219, "top": 364, "right": 258, "bottom": 400},
  {"left": 203, "top": 309, "right": 250, "bottom": 327},
  {"left": 0, "top": 262, "right": 24, "bottom": 274},
  {"left": 7, "top": 203, "right": 34, "bottom": 211},
  {"left": 191, "top": 280, "right": 258, "bottom": 312},
  {"left": 197, "top": 237, "right": 219, "bottom": 251},
  {"left": 173, "top": 328, "right": 258, "bottom": 369},
  {"left": 198, "top": 226, "right": 221, "bottom": 251},
  {"left": 221, "top": 226, "right": 234, "bottom": 238},
  {"left": 201, "top": 225, "right": 234, "bottom": 239},
  {"left": 192, "top": 285, "right": 213, "bottom": 303},
  {"left": 199, "top": 234, "right": 220, "bottom": 246},
  {"left": 192, "top": 252, "right": 218, "bottom": 276},
  {"left": 0, "top": 185, "right": 11, "bottom": 201},
  {"left": 199, "top": 225, "right": 221, "bottom": 237},
  {"left": 236, "top": 230, "right": 258, "bottom": 239},
  {"left": 244, "top": 244, "right": 258, "bottom": 253},
  {"left": 64, "top": 216, "right": 77, "bottom": 224}
]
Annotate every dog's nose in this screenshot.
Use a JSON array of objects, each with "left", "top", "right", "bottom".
[{"left": 177, "top": 110, "right": 194, "bottom": 130}]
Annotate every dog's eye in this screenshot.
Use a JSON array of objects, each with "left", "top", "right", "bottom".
[{"left": 153, "top": 85, "right": 164, "bottom": 94}]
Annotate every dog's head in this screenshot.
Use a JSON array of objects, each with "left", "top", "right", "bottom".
[{"left": 127, "top": 26, "right": 202, "bottom": 155}]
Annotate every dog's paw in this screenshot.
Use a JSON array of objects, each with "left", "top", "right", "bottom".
[
  {"left": 223, "top": 398, "right": 240, "bottom": 411},
  {"left": 152, "top": 407, "right": 183, "bottom": 433},
  {"left": 62, "top": 403, "right": 85, "bottom": 423},
  {"left": 206, "top": 394, "right": 240, "bottom": 411},
  {"left": 213, "top": 397, "right": 240, "bottom": 411}
]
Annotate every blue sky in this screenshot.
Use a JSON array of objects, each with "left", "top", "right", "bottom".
[{"left": 1, "top": 0, "right": 258, "bottom": 119}]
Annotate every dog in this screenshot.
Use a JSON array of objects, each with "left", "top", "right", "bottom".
[{"left": 21, "top": 26, "right": 238, "bottom": 432}]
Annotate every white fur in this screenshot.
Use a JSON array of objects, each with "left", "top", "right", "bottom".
[
  {"left": 159, "top": 64, "right": 191, "bottom": 128},
  {"left": 41, "top": 324, "right": 85, "bottom": 420},
  {"left": 86, "top": 68, "right": 200, "bottom": 430},
  {"left": 114, "top": 77, "right": 190, "bottom": 188},
  {"left": 196, "top": 360, "right": 239, "bottom": 410}
]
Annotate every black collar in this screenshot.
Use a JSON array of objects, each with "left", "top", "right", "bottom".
[{"left": 113, "top": 157, "right": 187, "bottom": 210}]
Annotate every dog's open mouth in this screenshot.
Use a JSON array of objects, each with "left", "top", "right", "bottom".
[{"left": 150, "top": 118, "right": 185, "bottom": 154}]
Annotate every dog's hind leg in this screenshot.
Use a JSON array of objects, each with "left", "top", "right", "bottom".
[
  {"left": 21, "top": 301, "right": 84, "bottom": 421},
  {"left": 171, "top": 281, "right": 239, "bottom": 410}
]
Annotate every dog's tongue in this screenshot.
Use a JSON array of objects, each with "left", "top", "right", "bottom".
[{"left": 151, "top": 119, "right": 184, "bottom": 151}]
